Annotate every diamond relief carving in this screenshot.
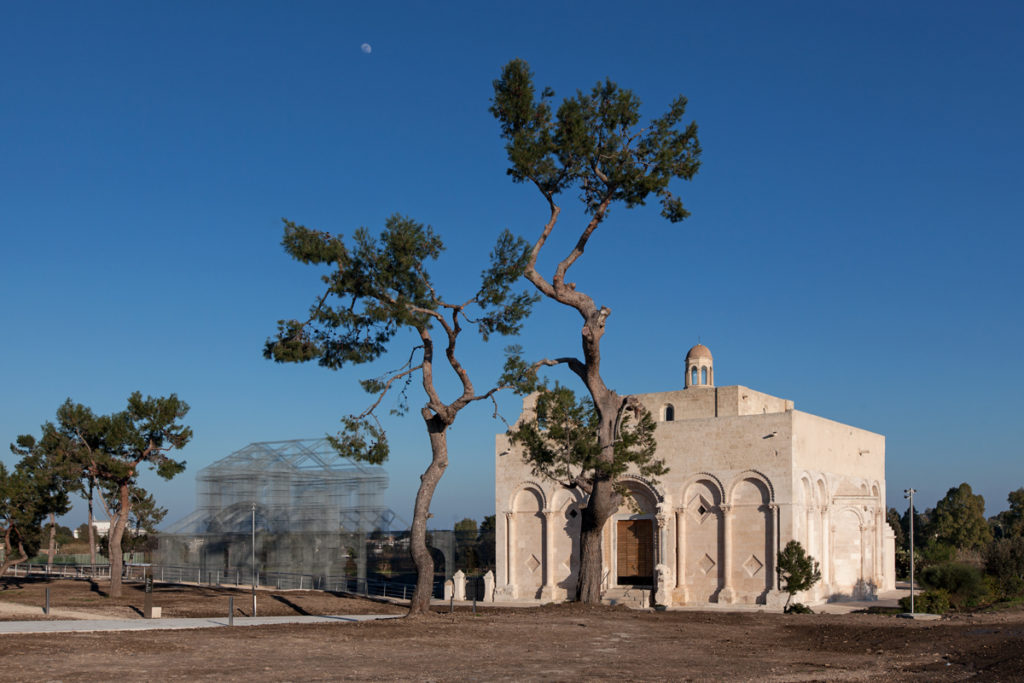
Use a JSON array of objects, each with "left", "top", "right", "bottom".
[
  {"left": 743, "top": 554, "right": 763, "bottom": 577},
  {"left": 526, "top": 554, "right": 541, "bottom": 573},
  {"left": 698, "top": 553, "right": 716, "bottom": 575}
]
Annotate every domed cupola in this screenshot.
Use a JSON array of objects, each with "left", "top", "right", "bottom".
[{"left": 684, "top": 344, "right": 714, "bottom": 389}]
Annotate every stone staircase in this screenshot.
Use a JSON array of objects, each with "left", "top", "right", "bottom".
[{"left": 602, "top": 585, "right": 652, "bottom": 609}]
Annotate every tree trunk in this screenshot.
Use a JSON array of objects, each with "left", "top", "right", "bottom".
[
  {"left": 87, "top": 489, "right": 96, "bottom": 575},
  {"left": 108, "top": 482, "right": 130, "bottom": 598},
  {"left": 572, "top": 345, "right": 623, "bottom": 604},
  {"left": 574, "top": 474, "right": 620, "bottom": 603},
  {"left": 0, "top": 534, "right": 29, "bottom": 578},
  {"left": 46, "top": 512, "right": 57, "bottom": 571},
  {"left": 407, "top": 412, "right": 449, "bottom": 616}
]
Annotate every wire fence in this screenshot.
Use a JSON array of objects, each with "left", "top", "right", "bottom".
[{"left": 3, "top": 562, "right": 440, "bottom": 601}]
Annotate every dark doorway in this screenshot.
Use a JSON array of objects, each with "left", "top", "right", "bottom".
[{"left": 616, "top": 519, "right": 654, "bottom": 585}]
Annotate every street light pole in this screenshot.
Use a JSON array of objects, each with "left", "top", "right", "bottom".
[
  {"left": 251, "top": 503, "right": 257, "bottom": 617},
  {"left": 904, "top": 488, "right": 916, "bottom": 614}
]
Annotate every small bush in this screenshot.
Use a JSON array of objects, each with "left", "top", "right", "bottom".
[
  {"left": 899, "top": 589, "right": 950, "bottom": 614},
  {"left": 784, "top": 602, "right": 813, "bottom": 614}
]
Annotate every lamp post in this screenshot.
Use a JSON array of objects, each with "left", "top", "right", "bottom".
[
  {"left": 904, "top": 488, "right": 916, "bottom": 614},
  {"left": 251, "top": 503, "right": 257, "bottom": 617}
]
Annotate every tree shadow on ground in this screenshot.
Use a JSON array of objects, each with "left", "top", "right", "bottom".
[
  {"left": 271, "top": 595, "right": 310, "bottom": 615},
  {"left": 88, "top": 579, "right": 108, "bottom": 597}
]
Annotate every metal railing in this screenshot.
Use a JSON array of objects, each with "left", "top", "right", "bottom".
[{"left": 3, "top": 562, "right": 440, "bottom": 601}]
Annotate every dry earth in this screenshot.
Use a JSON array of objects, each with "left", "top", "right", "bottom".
[{"left": 2, "top": 578, "right": 1024, "bottom": 681}]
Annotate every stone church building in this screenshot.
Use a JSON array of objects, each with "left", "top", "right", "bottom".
[{"left": 493, "top": 344, "right": 895, "bottom": 608}]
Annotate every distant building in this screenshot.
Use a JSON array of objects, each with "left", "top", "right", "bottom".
[{"left": 494, "top": 345, "right": 894, "bottom": 607}]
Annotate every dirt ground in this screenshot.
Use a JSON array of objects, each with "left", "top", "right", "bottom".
[{"left": 2, "top": 578, "right": 1024, "bottom": 681}]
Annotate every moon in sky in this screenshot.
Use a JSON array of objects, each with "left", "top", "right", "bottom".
[{"left": 361, "top": 43, "right": 372, "bottom": 54}]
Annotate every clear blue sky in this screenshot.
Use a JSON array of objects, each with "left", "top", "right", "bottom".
[{"left": 2, "top": 1, "right": 1022, "bottom": 530}]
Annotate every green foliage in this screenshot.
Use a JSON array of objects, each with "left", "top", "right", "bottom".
[
  {"left": 920, "top": 561, "right": 990, "bottom": 609},
  {"left": 265, "top": 214, "right": 537, "bottom": 464},
  {"left": 985, "top": 536, "right": 1024, "bottom": 599},
  {"left": 919, "top": 541, "right": 957, "bottom": 568},
  {"left": 929, "top": 483, "right": 992, "bottom": 552},
  {"left": 9, "top": 433, "right": 73, "bottom": 529},
  {"left": 454, "top": 518, "right": 478, "bottom": 534},
  {"left": 0, "top": 459, "right": 48, "bottom": 569},
  {"left": 899, "top": 589, "right": 950, "bottom": 615},
  {"left": 490, "top": 59, "right": 701, "bottom": 220},
  {"left": 507, "top": 384, "right": 664, "bottom": 491},
  {"left": 991, "top": 488, "right": 1024, "bottom": 539},
  {"left": 777, "top": 540, "right": 822, "bottom": 608}
]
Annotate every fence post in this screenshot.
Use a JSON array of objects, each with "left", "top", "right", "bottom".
[
  {"left": 44, "top": 587, "right": 50, "bottom": 616},
  {"left": 229, "top": 596, "right": 234, "bottom": 627}
]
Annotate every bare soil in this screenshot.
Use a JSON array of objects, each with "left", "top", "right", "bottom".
[{"left": 2, "top": 578, "right": 1024, "bottom": 681}]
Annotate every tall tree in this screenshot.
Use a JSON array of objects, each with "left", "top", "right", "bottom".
[
  {"left": 52, "top": 393, "right": 191, "bottom": 597},
  {"left": 991, "top": 488, "right": 1024, "bottom": 539},
  {"left": 0, "top": 457, "right": 48, "bottom": 577},
  {"left": 929, "top": 482, "right": 992, "bottom": 552},
  {"left": 9, "top": 434, "right": 73, "bottom": 571},
  {"left": 491, "top": 59, "right": 701, "bottom": 602},
  {"left": 265, "top": 214, "right": 534, "bottom": 615},
  {"left": 45, "top": 400, "right": 106, "bottom": 572}
]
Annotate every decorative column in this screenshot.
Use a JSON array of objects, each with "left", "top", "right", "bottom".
[
  {"left": 655, "top": 509, "right": 669, "bottom": 566},
  {"left": 505, "top": 511, "right": 515, "bottom": 594},
  {"left": 859, "top": 523, "right": 869, "bottom": 590},
  {"left": 541, "top": 509, "right": 557, "bottom": 601},
  {"left": 768, "top": 503, "right": 781, "bottom": 590},
  {"left": 718, "top": 504, "right": 735, "bottom": 603},
  {"left": 674, "top": 508, "right": 687, "bottom": 603},
  {"left": 874, "top": 508, "right": 883, "bottom": 584},
  {"left": 820, "top": 505, "right": 831, "bottom": 590}
]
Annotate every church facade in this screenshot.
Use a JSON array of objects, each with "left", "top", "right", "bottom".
[{"left": 493, "top": 345, "right": 895, "bottom": 608}]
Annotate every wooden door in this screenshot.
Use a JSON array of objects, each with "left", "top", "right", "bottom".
[{"left": 617, "top": 519, "right": 654, "bottom": 585}]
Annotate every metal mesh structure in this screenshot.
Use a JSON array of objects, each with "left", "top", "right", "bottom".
[
  {"left": 158, "top": 439, "right": 395, "bottom": 578},
  {"left": 166, "top": 439, "right": 394, "bottom": 536}
]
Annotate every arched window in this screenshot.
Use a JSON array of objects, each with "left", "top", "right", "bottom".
[
  {"left": 664, "top": 405, "right": 675, "bottom": 422},
  {"left": 690, "top": 367, "right": 698, "bottom": 385},
  {"left": 701, "top": 367, "right": 708, "bottom": 385}
]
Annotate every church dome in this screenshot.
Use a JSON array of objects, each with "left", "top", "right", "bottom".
[
  {"left": 684, "top": 344, "right": 714, "bottom": 389},
  {"left": 686, "top": 344, "right": 713, "bottom": 362}
]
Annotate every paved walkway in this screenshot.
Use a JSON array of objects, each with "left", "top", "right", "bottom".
[{"left": 0, "top": 613, "right": 399, "bottom": 635}]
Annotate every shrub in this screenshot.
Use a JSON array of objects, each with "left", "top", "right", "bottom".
[
  {"left": 920, "top": 562, "right": 989, "bottom": 609},
  {"left": 985, "top": 536, "right": 1024, "bottom": 599},
  {"left": 784, "top": 602, "right": 813, "bottom": 614},
  {"left": 899, "top": 589, "right": 950, "bottom": 614}
]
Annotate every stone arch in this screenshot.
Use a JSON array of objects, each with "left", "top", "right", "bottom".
[
  {"left": 680, "top": 471, "right": 726, "bottom": 505},
  {"left": 832, "top": 506, "right": 866, "bottom": 593},
  {"left": 613, "top": 477, "right": 661, "bottom": 587},
  {"left": 727, "top": 469, "right": 775, "bottom": 505},
  {"left": 728, "top": 476, "right": 774, "bottom": 603},
  {"left": 510, "top": 483, "right": 546, "bottom": 599},
  {"left": 509, "top": 482, "right": 547, "bottom": 512},
  {"left": 815, "top": 476, "right": 829, "bottom": 508},
  {"left": 618, "top": 474, "right": 665, "bottom": 505},
  {"left": 662, "top": 404, "right": 675, "bottom": 422},
  {"left": 679, "top": 476, "right": 725, "bottom": 603},
  {"left": 550, "top": 489, "right": 584, "bottom": 598}
]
